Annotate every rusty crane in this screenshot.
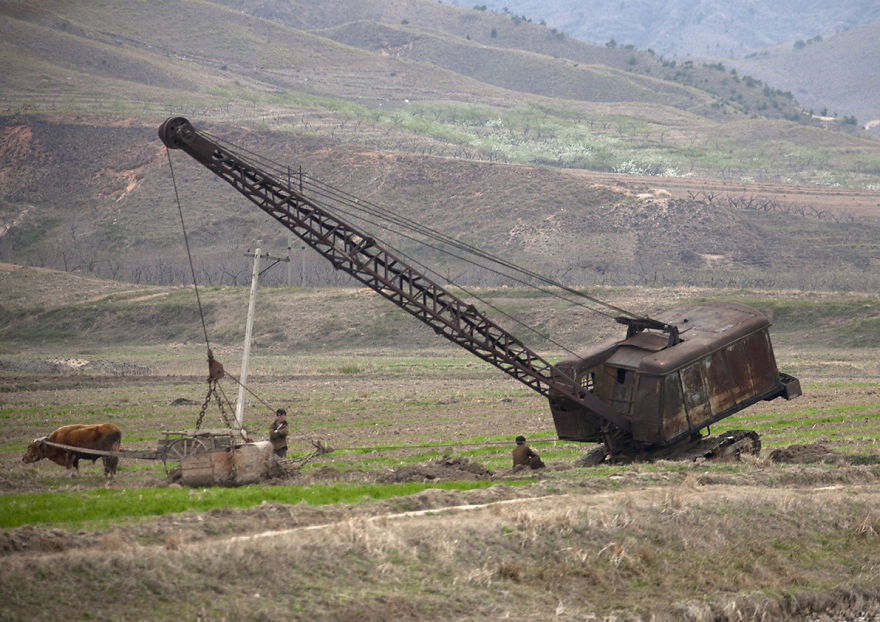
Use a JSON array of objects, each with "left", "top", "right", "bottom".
[{"left": 159, "top": 117, "right": 801, "bottom": 463}]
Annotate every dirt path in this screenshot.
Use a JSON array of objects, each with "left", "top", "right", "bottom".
[{"left": 564, "top": 168, "right": 880, "bottom": 218}]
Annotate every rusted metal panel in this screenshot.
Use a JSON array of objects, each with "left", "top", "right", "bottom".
[
  {"left": 180, "top": 441, "right": 274, "bottom": 487},
  {"left": 555, "top": 301, "right": 793, "bottom": 448},
  {"left": 619, "top": 331, "right": 669, "bottom": 353},
  {"left": 780, "top": 373, "right": 802, "bottom": 399},
  {"left": 548, "top": 339, "right": 620, "bottom": 442},
  {"left": 636, "top": 302, "right": 771, "bottom": 375},
  {"left": 588, "top": 364, "right": 638, "bottom": 425},
  {"left": 548, "top": 398, "right": 604, "bottom": 442},
  {"left": 658, "top": 374, "right": 689, "bottom": 442},
  {"left": 680, "top": 361, "right": 712, "bottom": 425},
  {"left": 631, "top": 374, "right": 663, "bottom": 441}
]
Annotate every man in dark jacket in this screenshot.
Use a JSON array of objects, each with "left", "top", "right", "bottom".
[
  {"left": 270, "top": 408, "right": 289, "bottom": 458},
  {"left": 512, "top": 435, "right": 544, "bottom": 469}
]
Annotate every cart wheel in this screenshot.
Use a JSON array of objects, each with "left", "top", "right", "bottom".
[{"left": 163, "top": 437, "right": 209, "bottom": 461}]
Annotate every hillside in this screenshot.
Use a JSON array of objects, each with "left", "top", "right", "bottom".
[
  {"left": 2, "top": 264, "right": 879, "bottom": 373},
  {"left": 452, "top": 0, "right": 880, "bottom": 59},
  {"left": 447, "top": 0, "right": 880, "bottom": 128},
  {"left": 2, "top": 115, "right": 879, "bottom": 292},
  {"left": 728, "top": 21, "right": 880, "bottom": 125},
  {"left": 0, "top": 0, "right": 812, "bottom": 123},
  {"left": 226, "top": 0, "right": 820, "bottom": 124},
  {"left": 0, "top": 0, "right": 879, "bottom": 292}
]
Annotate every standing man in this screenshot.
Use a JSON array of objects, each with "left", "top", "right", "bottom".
[
  {"left": 270, "top": 408, "right": 289, "bottom": 458},
  {"left": 512, "top": 435, "right": 544, "bottom": 469}
]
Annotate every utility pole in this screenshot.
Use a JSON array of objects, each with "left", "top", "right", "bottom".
[
  {"left": 287, "top": 166, "right": 293, "bottom": 287},
  {"left": 235, "top": 245, "right": 289, "bottom": 430},
  {"left": 286, "top": 238, "right": 306, "bottom": 286},
  {"left": 287, "top": 232, "right": 293, "bottom": 286},
  {"left": 286, "top": 165, "right": 306, "bottom": 288}
]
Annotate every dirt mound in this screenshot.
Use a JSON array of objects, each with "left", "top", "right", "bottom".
[
  {"left": 0, "top": 525, "right": 78, "bottom": 554},
  {"left": 377, "top": 455, "right": 493, "bottom": 483},
  {"left": 267, "top": 456, "right": 495, "bottom": 485},
  {"left": 276, "top": 456, "right": 495, "bottom": 485},
  {"left": 769, "top": 442, "right": 841, "bottom": 464}
]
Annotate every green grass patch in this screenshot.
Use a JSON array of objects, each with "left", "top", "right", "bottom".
[
  {"left": 0, "top": 480, "right": 522, "bottom": 529},
  {"left": 726, "top": 402, "right": 880, "bottom": 426}
]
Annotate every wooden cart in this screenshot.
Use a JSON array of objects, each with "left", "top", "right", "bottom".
[{"left": 36, "top": 428, "right": 273, "bottom": 486}]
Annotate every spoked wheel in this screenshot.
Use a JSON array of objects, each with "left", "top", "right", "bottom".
[
  {"left": 163, "top": 437, "right": 209, "bottom": 461},
  {"left": 162, "top": 437, "right": 209, "bottom": 477}
]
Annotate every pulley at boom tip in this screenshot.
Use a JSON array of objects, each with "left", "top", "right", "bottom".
[{"left": 158, "top": 116, "right": 194, "bottom": 150}]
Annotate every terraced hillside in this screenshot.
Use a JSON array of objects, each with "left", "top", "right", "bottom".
[{"left": 1, "top": 0, "right": 878, "bottom": 292}]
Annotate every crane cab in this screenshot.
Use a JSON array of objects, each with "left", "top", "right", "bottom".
[{"left": 549, "top": 302, "right": 801, "bottom": 449}]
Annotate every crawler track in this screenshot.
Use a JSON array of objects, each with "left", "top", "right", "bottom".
[{"left": 578, "top": 430, "right": 761, "bottom": 465}]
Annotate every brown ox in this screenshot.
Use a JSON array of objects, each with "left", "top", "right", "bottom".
[{"left": 22, "top": 423, "right": 122, "bottom": 479}]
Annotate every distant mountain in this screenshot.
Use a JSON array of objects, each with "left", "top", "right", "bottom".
[
  {"left": 449, "top": 0, "right": 880, "bottom": 58},
  {"left": 447, "top": 0, "right": 880, "bottom": 127},
  {"left": 726, "top": 21, "right": 880, "bottom": 125}
]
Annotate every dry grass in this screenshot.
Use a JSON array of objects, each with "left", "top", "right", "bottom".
[{"left": 2, "top": 483, "right": 879, "bottom": 620}]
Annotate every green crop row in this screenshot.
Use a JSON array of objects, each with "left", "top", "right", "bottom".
[{"left": 0, "top": 480, "right": 525, "bottom": 529}]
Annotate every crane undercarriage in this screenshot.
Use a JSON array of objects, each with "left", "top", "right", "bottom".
[{"left": 577, "top": 429, "right": 761, "bottom": 466}]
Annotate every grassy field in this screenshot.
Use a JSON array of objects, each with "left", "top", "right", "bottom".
[
  {"left": 0, "top": 360, "right": 878, "bottom": 620},
  {"left": 3, "top": 2, "right": 880, "bottom": 616},
  {"left": 1, "top": 272, "right": 879, "bottom": 620}
]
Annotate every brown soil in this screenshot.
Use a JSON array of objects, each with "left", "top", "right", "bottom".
[
  {"left": 769, "top": 442, "right": 842, "bottom": 464},
  {"left": 3, "top": 460, "right": 880, "bottom": 621},
  {"left": 0, "top": 445, "right": 872, "bottom": 556}
]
